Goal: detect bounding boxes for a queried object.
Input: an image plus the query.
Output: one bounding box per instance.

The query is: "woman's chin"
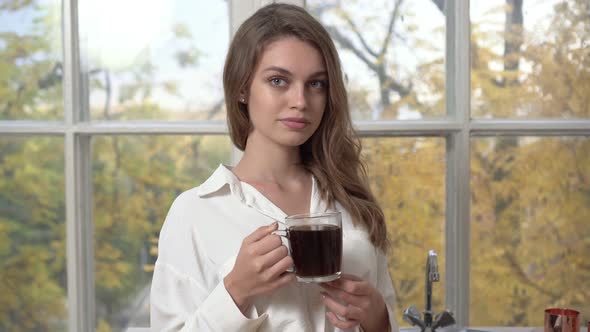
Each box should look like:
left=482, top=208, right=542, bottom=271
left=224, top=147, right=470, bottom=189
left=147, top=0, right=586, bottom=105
left=277, top=136, right=311, bottom=148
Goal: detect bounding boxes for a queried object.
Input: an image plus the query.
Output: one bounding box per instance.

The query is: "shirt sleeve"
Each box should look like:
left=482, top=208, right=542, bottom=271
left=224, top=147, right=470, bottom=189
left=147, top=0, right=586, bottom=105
left=150, top=192, right=268, bottom=331
left=376, top=249, right=400, bottom=332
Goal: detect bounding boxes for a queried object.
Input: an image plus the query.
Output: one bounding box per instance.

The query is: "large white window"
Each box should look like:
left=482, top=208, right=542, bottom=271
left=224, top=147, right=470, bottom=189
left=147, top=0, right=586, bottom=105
left=1, top=0, right=588, bottom=330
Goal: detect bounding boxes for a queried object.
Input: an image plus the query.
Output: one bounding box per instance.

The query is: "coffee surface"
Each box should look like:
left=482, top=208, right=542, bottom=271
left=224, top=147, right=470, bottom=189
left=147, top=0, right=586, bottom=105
left=289, top=224, right=342, bottom=277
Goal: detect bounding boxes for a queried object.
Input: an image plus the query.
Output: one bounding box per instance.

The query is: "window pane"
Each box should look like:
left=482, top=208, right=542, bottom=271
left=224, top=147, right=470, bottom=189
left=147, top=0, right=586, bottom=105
left=308, top=1, right=446, bottom=121
left=363, top=137, right=446, bottom=325
left=92, top=135, right=231, bottom=331
left=470, top=1, right=590, bottom=118
left=0, top=0, right=63, bottom=120
left=0, top=137, right=67, bottom=331
left=80, top=0, right=229, bottom=121
left=470, top=136, right=590, bottom=325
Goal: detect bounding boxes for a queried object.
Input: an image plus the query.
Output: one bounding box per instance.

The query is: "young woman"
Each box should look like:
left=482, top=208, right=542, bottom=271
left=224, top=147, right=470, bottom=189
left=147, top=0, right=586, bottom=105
left=150, top=4, right=399, bottom=332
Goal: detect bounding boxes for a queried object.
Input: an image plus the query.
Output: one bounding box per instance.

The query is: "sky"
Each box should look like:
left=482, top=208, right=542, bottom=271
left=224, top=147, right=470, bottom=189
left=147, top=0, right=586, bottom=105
left=78, top=0, right=230, bottom=115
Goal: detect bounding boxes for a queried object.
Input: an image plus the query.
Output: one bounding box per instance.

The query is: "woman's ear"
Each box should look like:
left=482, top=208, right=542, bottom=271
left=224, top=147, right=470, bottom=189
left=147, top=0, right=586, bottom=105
left=239, top=90, right=248, bottom=104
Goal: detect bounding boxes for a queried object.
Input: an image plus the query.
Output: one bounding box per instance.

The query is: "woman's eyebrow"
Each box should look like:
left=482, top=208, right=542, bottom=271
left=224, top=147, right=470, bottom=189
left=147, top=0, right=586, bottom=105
left=262, top=66, right=327, bottom=78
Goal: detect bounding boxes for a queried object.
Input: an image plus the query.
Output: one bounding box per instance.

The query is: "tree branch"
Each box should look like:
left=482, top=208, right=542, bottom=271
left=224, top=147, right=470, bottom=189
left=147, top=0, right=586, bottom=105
left=503, top=0, right=523, bottom=84
left=565, top=141, right=588, bottom=187
left=341, top=13, right=379, bottom=58
left=503, top=252, right=560, bottom=299
left=324, top=25, right=379, bottom=72
left=380, top=0, right=404, bottom=57
left=206, top=99, right=225, bottom=120
left=314, top=2, right=413, bottom=103
left=104, top=70, right=111, bottom=119
left=384, top=76, right=412, bottom=97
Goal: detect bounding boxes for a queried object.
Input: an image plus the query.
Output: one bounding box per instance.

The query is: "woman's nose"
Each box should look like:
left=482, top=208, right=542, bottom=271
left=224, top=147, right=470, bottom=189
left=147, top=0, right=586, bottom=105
left=289, top=83, right=307, bottom=110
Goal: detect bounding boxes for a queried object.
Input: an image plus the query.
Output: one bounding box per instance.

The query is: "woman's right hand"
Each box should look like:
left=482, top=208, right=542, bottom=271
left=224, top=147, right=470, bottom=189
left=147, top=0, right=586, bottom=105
left=223, top=222, right=296, bottom=314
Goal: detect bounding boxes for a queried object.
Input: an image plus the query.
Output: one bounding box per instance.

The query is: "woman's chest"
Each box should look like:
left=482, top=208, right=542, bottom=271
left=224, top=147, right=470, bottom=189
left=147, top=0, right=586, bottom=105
left=246, top=181, right=312, bottom=217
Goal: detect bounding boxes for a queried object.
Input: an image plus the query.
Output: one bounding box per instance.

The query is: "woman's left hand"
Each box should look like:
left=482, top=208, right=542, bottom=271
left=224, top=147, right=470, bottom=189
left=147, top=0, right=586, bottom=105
left=320, top=274, right=389, bottom=332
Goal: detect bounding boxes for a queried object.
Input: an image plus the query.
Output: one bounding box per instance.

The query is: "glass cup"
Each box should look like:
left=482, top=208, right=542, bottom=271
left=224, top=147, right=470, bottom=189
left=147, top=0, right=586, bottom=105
left=277, top=211, right=342, bottom=283
left=544, top=308, right=580, bottom=332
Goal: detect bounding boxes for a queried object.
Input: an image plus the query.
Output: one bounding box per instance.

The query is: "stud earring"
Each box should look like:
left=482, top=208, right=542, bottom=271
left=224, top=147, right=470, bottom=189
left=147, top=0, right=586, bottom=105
left=239, top=97, right=245, bottom=103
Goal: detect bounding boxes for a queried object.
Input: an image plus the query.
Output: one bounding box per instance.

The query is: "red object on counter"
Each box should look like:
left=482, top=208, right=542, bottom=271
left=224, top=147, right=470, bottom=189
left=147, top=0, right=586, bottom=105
left=544, top=308, right=580, bottom=332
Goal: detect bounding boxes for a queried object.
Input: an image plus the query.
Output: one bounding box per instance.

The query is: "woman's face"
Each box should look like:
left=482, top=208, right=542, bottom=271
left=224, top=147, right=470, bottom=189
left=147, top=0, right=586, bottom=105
left=243, top=36, right=328, bottom=148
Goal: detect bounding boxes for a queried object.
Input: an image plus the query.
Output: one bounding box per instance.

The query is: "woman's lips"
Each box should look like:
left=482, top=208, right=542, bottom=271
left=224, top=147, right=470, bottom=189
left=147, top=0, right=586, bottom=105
left=280, top=118, right=309, bottom=129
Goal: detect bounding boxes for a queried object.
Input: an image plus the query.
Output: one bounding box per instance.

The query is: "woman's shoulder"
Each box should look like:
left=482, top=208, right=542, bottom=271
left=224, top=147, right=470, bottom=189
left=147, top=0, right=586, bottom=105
left=166, top=184, right=233, bottom=220
left=169, top=164, right=237, bottom=207
left=168, top=186, right=203, bottom=211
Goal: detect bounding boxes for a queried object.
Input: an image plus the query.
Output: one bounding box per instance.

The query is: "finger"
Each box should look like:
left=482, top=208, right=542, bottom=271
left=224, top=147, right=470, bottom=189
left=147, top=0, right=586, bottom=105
left=340, top=273, right=363, bottom=281
left=266, top=271, right=296, bottom=292
left=326, top=277, right=370, bottom=296
left=320, top=283, right=366, bottom=307
left=260, top=244, right=289, bottom=269
left=265, top=255, right=294, bottom=279
left=321, top=291, right=363, bottom=321
left=250, top=233, right=283, bottom=255
left=326, top=311, right=360, bottom=330
left=244, top=222, right=278, bottom=245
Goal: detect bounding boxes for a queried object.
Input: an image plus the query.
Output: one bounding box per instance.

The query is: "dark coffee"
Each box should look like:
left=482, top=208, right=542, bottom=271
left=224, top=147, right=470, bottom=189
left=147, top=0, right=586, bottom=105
left=289, top=224, right=342, bottom=277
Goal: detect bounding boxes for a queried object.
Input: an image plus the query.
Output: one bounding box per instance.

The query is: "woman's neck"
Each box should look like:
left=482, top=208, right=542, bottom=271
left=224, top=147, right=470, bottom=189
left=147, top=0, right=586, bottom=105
left=233, top=134, right=307, bottom=184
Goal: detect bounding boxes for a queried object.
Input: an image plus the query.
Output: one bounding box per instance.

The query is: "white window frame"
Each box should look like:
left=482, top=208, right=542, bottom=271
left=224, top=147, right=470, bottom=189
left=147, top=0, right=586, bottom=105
left=0, top=0, right=589, bottom=330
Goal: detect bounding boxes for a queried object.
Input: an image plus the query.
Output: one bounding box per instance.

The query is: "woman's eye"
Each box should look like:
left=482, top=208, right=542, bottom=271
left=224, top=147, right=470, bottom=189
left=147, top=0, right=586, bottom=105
left=270, top=78, right=287, bottom=87
left=310, top=80, right=327, bottom=89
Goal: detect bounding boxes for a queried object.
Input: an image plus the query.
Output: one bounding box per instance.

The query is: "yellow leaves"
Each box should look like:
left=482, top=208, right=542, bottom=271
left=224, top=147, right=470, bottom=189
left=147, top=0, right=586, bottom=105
left=0, top=222, right=9, bottom=255
left=96, top=319, right=113, bottom=332
left=96, top=243, right=132, bottom=290
left=172, top=23, right=192, bottom=39
left=470, top=136, right=590, bottom=324
left=148, top=236, right=159, bottom=262
left=363, top=137, right=446, bottom=314
left=471, top=0, right=590, bottom=119
left=0, top=247, right=66, bottom=331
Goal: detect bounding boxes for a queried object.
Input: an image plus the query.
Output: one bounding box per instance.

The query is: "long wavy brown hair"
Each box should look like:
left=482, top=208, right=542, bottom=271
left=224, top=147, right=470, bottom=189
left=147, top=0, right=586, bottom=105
left=223, top=3, right=388, bottom=251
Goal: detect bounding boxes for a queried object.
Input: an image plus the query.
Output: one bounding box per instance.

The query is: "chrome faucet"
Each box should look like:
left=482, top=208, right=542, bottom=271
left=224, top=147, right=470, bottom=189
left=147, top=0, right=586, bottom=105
left=403, top=250, right=455, bottom=332
left=425, top=249, right=440, bottom=327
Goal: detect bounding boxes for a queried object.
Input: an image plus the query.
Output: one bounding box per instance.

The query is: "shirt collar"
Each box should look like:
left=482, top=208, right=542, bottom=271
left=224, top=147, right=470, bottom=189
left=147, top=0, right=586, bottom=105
left=196, top=163, right=329, bottom=216
left=196, top=164, right=244, bottom=199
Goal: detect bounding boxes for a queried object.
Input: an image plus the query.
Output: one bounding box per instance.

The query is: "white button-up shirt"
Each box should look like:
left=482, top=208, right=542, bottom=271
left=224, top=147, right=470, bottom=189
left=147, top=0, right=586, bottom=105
left=150, top=164, right=400, bottom=332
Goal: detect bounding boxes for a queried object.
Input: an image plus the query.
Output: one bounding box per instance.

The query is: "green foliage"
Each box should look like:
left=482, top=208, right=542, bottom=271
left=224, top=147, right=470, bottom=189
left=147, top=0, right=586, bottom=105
left=0, top=1, right=62, bottom=120
left=0, top=138, right=66, bottom=332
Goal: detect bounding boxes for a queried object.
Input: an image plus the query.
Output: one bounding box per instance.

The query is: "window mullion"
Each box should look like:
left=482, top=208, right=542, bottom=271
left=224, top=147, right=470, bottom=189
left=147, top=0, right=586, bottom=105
left=445, top=0, right=471, bottom=327
left=65, top=133, right=94, bottom=332
left=63, top=0, right=94, bottom=330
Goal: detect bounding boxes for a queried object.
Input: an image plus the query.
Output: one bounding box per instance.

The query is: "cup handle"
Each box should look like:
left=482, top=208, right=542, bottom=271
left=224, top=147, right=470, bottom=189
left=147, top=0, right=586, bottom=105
left=273, top=229, right=295, bottom=273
